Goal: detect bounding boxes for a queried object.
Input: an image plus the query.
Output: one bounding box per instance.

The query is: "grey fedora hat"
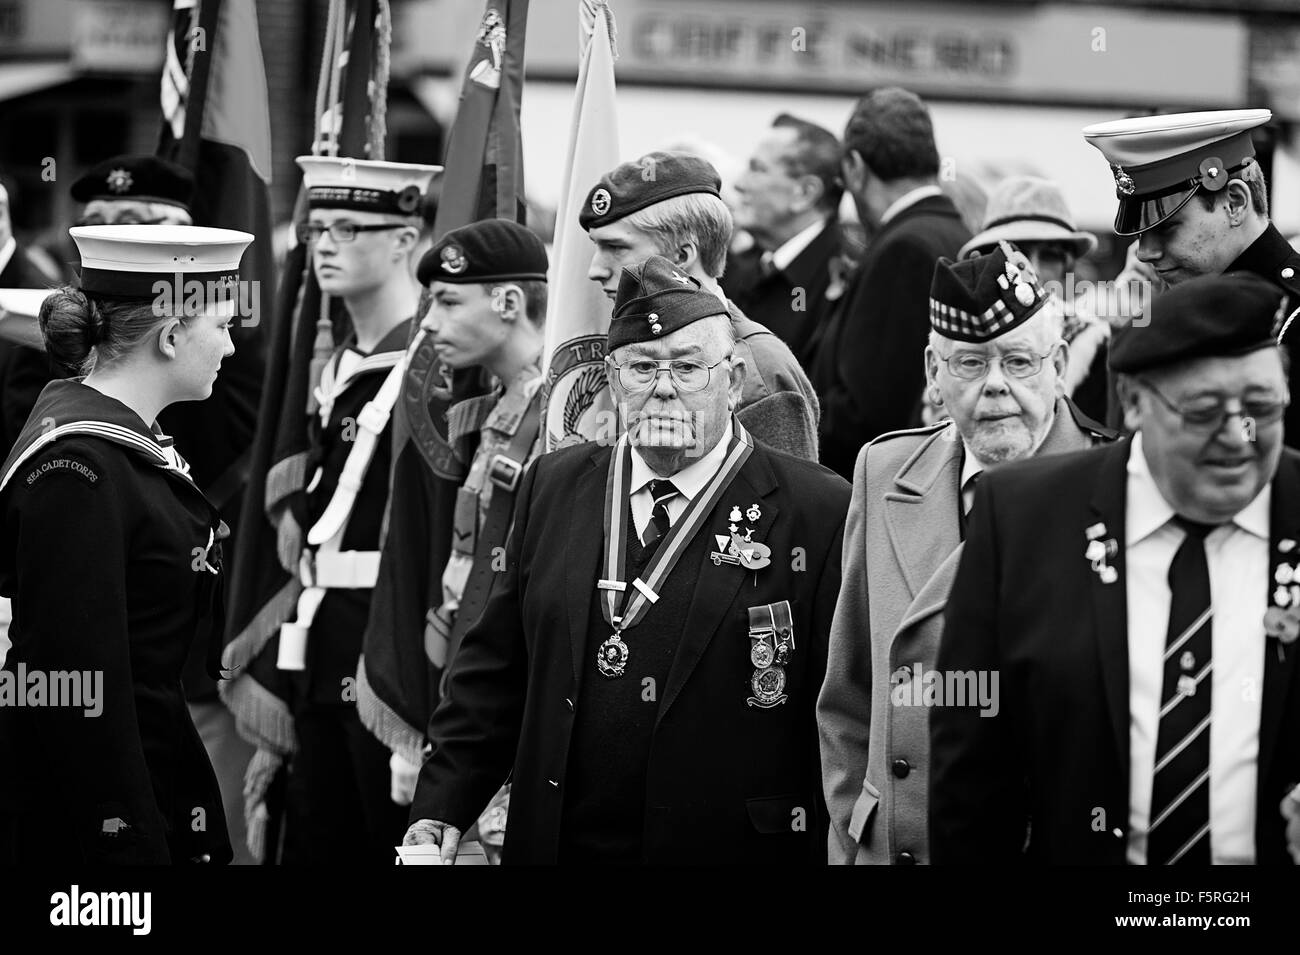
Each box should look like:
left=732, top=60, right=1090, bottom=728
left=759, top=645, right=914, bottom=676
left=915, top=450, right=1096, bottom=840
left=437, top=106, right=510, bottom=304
left=959, top=175, right=1098, bottom=261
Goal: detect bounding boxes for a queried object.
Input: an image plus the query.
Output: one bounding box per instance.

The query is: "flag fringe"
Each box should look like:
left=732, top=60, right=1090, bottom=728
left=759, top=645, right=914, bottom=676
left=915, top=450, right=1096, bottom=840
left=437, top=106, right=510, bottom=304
left=219, top=672, right=297, bottom=755
left=221, top=576, right=302, bottom=675
left=355, top=659, right=426, bottom=765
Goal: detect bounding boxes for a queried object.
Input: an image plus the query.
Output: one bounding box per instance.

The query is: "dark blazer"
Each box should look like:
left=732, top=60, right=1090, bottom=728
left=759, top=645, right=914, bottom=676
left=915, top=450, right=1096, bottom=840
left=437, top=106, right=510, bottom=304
left=931, top=439, right=1300, bottom=864
left=724, top=219, right=843, bottom=366
left=0, top=381, right=231, bottom=864
left=810, top=193, right=970, bottom=479
left=1228, top=225, right=1300, bottom=447
left=411, top=432, right=851, bottom=864
left=0, top=241, right=57, bottom=457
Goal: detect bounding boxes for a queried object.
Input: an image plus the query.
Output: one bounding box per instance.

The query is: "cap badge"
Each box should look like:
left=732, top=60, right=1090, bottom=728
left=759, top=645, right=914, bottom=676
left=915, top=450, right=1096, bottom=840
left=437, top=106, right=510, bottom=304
left=106, top=168, right=133, bottom=195
left=1111, top=163, right=1135, bottom=197
left=440, top=244, right=468, bottom=275
left=1198, top=156, right=1228, bottom=192
left=591, top=188, right=612, bottom=217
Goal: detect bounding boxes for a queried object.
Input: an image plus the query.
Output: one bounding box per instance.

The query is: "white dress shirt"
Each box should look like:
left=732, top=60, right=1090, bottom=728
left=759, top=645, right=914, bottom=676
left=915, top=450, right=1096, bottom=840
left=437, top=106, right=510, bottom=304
left=959, top=441, right=984, bottom=516
left=1124, top=433, right=1268, bottom=864
left=629, top=420, right=733, bottom=542
left=879, top=184, right=943, bottom=227
left=768, top=219, right=827, bottom=273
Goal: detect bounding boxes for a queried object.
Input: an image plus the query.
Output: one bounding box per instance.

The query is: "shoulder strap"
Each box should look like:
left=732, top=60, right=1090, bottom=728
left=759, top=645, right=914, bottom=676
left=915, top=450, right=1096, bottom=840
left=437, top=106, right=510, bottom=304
left=446, top=391, right=543, bottom=662
left=307, top=356, right=408, bottom=546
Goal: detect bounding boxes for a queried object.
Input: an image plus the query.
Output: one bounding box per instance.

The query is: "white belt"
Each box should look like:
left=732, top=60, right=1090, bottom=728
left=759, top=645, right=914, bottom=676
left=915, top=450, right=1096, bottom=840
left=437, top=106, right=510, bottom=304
left=301, top=549, right=382, bottom=589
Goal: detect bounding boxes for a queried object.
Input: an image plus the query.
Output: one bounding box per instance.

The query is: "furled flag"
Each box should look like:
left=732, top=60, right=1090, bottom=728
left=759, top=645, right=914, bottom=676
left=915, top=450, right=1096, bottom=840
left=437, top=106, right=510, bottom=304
left=358, top=0, right=530, bottom=764
left=542, top=0, right=621, bottom=450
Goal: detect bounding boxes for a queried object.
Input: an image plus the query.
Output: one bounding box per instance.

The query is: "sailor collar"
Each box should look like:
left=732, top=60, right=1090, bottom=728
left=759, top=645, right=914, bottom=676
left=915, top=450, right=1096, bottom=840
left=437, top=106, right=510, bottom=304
left=0, top=379, right=194, bottom=494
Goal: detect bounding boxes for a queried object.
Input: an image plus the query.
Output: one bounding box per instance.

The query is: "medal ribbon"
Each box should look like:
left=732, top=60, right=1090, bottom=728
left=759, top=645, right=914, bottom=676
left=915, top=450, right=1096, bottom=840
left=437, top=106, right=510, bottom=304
left=598, top=421, right=754, bottom=634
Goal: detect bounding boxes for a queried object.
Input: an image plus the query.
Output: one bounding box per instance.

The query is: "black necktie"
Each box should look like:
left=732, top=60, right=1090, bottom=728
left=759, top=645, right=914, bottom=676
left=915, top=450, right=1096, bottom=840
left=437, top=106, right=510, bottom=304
left=1148, top=516, right=1217, bottom=865
left=641, top=479, right=680, bottom=551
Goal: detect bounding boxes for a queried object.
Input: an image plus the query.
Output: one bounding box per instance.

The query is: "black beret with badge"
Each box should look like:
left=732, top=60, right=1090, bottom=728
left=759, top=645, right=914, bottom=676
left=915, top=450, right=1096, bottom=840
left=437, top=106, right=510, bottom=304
left=70, top=155, right=195, bottom=211
left=929, top=240, right=1051, bottom=343
left=1082, top=109, right=1271, bottom=237
left=1109, top=272, right=1291, bottom=374
left=579, top=151, right=722, bottom=231
left=608, top=254, right=728, bottom=351
left=416, top=218, right=548, bottom=286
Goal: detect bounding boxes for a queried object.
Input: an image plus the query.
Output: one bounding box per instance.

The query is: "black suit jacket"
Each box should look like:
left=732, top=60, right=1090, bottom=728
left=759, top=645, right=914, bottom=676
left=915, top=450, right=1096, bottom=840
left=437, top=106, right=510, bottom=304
left=809, top=194, right=971, bottom=479
left=724, top=220, right=843, bottom=367
left=931, top=439, right=1300, bottom=864
left=411, top=433, right=851, bottom=864
left=0, top=242, right=57, bottom=456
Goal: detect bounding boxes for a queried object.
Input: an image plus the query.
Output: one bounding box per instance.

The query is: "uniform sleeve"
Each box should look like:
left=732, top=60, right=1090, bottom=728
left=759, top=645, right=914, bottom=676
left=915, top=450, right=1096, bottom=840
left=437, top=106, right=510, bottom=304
left=409, top=454, right=539, bottom=831
left=929, top=475, right=1026, bottom=864
left=11, top=453, right=171, bottom=863
left=816, top=443, right=874, bottom=864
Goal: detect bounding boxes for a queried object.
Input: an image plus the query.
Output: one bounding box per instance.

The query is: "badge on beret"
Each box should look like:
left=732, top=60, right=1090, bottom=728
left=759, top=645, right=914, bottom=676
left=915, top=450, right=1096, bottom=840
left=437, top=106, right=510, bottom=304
left=440, top=244, right=468, bottom=275
left=591, top=188, right=612, bottom=217
left=106, top=168, right=133, bottom=195
left=1110, top=163, right=1135, bottom=197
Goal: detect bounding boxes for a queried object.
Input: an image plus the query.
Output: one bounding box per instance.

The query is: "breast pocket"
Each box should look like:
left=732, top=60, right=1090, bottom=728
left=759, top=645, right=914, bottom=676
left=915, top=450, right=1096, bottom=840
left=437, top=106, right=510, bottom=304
left=847, top=776, right=881, bottom=846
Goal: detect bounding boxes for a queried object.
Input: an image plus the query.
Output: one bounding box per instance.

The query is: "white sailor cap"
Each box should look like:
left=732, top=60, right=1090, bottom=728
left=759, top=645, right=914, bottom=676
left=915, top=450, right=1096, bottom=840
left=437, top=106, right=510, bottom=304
left=1082, top=109, right=1271, bottom=236
left=69, top=224, right=254, bottom=297
left=296, top=156, right=442, bottom=215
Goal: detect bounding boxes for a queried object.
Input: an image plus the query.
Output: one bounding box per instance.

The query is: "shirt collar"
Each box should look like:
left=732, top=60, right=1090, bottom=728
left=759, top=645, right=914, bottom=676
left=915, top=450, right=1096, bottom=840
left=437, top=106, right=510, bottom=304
left=959, top=439, right=984, bottom=491
left=880, top=185, right=943, bottom=226
left=630, top=418, right=734, bottom=502
left=1126, top=432, right=1271, bottom=544
left=0, top=236, right=15, bottom=274
left=770, top=219, right=826, bottom=272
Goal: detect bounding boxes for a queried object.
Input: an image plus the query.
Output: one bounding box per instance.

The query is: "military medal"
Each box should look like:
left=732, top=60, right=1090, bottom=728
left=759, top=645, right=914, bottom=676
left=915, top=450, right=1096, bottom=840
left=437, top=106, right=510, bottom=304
left=746, top=602, right=794, bottom=708
left=597, top=633, right=630, bottom=678
left=596, top=424, right=755, bottom=678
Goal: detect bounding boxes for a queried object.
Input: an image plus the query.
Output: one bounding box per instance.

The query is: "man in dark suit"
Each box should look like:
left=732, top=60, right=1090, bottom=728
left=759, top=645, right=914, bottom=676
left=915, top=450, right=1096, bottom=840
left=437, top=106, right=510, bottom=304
left=810, top=88, right=971, bottom=480
left=932, top=274, right=1300, bottom=865
left=725, top=114, right=845, bottom=366
left=405, top=255, right=851, bottom=864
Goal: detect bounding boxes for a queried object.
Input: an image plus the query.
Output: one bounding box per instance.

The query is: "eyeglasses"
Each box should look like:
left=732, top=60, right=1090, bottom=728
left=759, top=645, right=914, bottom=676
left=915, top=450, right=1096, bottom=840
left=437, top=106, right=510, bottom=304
left=610, top=355, right=732, bottom=394
left=296, top=221, right=406, bottom=244
left=938, top=347, right=1057, bottom=381
left=1139, top=378, right=1289, bottom=433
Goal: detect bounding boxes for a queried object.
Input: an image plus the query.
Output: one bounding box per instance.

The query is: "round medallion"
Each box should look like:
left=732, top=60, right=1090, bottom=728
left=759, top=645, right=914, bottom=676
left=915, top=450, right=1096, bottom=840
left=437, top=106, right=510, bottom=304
left=750, top=640, right=774, bottom=669
left=751, top=664, right=786, bottom=703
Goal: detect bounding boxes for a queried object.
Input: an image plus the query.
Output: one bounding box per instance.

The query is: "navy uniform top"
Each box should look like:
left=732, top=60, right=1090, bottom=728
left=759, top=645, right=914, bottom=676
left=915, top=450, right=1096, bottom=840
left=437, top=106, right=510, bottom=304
left=298, top=317, right=411, bottom=704
left=0, top=380, right=231, bottom=864
left=1226, top=224, right=1300, bottom=446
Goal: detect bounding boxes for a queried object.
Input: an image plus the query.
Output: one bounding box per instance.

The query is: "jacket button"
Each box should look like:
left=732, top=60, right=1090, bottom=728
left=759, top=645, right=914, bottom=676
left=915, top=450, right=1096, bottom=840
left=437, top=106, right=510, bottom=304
left=891, top=758, right=911, bottom=779
left=896, top=851, right=916, bottom=865
left=1283, top=267, right=1295, bottom=280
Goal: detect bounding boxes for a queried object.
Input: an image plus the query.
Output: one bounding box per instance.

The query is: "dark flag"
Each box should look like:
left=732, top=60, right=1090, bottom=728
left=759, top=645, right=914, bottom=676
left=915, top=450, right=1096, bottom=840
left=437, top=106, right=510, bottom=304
left=357, top=0, right=530, bottom=763
left=220, top=0, right=386, bottom=760
left=156, top=0, right=274, bottom=693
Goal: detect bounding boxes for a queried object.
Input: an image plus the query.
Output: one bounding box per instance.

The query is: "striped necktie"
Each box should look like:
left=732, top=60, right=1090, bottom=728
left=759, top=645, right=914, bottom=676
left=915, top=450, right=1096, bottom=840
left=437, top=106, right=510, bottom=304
left=641, top=479, right=680, bottom=551
left=1147, top=516, right=1217, bottom=865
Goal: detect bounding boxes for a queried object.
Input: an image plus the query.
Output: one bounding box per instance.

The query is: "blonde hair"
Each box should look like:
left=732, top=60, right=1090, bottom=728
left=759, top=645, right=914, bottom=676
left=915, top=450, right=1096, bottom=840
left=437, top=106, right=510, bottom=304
left=623, top=193, right=734, bottom=278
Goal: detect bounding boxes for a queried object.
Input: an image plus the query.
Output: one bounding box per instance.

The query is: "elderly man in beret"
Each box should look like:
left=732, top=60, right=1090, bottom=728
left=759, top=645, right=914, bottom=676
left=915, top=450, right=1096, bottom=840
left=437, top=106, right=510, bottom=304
left=581, top=150, right=821, bottom=461
left=817, top=242, right=1115, bottom=865
left=932, top=272, right=1300, bottom=865
left=404, top=255, right=850, bottom=864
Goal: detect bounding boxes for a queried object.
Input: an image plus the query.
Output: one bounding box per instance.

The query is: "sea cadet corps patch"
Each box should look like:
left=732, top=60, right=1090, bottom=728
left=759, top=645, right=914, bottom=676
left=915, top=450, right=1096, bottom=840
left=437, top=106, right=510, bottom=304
left=25, top=455, right=100, bottom=488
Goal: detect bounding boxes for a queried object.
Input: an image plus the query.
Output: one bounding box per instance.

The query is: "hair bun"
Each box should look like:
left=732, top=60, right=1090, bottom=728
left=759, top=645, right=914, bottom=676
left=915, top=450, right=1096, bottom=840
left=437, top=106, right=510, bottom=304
left=38, top=286, right=100, bottom=373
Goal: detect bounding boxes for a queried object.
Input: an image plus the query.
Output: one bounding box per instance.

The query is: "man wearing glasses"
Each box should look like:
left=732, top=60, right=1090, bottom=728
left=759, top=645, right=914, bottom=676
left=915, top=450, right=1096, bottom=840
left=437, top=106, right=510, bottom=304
left=932, top=273, right=1300, bottom=865
left=405, top=255, right=851, bottom=864
left=232, top=156, right=439, bottom=864
left=818, top=241, right=1115, bottom=865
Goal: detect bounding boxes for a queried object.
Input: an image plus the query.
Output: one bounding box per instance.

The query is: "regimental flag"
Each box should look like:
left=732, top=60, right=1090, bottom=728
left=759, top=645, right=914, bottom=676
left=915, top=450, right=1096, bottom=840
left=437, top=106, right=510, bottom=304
left=156, top=0, right=275, bottom=694
left=542, top=0, right=620, bottom=451
left=220, top=0, right=386, bottom=759
left=358, top=0, right=530, bottom=763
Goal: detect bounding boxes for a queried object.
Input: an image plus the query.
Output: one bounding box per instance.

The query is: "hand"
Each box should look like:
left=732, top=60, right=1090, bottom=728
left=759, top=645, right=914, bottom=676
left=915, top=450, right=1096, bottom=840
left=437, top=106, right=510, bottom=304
left=1281, top=784, right=1300, bottom=864
left=243, top=748, right=284, bottom=863
left=389, top=750, right=421, bottom=806
left=403, top=819, right=461, bottom=864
